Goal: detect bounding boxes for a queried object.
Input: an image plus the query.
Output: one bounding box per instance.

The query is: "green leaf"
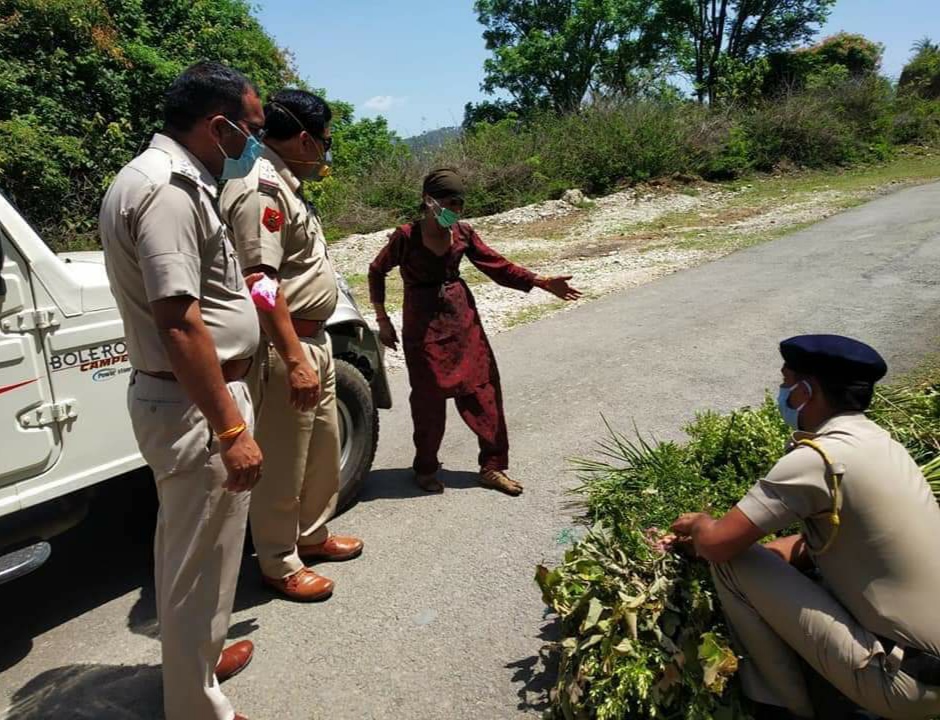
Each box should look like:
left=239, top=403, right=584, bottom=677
left=612, top=638, right=633, bottom=654
left=699, top=632, right=739, bottom=694
left=579, top=633, right=604, bottom=651
left=581, top=597, right=604, bottom=633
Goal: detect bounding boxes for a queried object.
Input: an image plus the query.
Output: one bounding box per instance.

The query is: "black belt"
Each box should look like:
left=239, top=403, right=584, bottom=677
left=290, top=317, right=326, bottom=338
left=878, top=637, right=940, bottom=685
left=138, top=357, right=253, bottom=384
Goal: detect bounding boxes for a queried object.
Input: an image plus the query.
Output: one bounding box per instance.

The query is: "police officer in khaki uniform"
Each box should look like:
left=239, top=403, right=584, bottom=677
left=100, top=62, right=266, bottom=720
left=220, top=89, right=363, bottom=602
left=666, top=335, right=940, bottom=720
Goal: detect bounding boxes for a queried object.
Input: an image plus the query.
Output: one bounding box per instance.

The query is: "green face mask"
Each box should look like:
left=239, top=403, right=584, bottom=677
left=429, top=198, right=460, bottom=228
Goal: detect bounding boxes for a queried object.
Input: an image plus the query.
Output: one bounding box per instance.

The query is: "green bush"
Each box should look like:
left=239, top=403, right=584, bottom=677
left=900, top=42, right=940, bottom=100
left=0, top=0, right=297, bottom=250
left=538, top=376, right=940, bottom=719
left=743, top=77, right=896, bottom=170
left=316, top=75, right=939, bottom=241
left=891, top=95, right=940, bottom=144
left=763, top=33, right=884, bottom=99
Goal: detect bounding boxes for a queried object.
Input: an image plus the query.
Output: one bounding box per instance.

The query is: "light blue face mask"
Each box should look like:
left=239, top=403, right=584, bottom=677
left=777, top=381, right=812, bottom=430
left=218, top=118, right=264, bottom=180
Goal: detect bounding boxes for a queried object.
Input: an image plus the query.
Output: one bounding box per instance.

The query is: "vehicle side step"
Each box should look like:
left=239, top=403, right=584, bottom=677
left=0, top=541, right=51, bottom=585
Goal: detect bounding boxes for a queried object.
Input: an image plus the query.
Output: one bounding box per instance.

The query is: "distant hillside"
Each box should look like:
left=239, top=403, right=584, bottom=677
left=404, top=126, right=461, bottom=153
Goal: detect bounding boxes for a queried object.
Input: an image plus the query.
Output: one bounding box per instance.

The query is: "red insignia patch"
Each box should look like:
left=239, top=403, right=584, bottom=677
left=262, top=207, right=283, bottom=233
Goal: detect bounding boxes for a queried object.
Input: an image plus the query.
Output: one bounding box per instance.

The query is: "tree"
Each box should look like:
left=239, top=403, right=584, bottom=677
left=808, top=32, right=883, bottom=77
left=474, top=0, right=679, bottom=114
left=762, top=32, right=884, bottom=98
left=911, top=37, right=939, bottom=56
left=672, top=0, right=836, bottom=104
left=0, top=0, right=297, bottom=249
left=462, top=99, right=522, bottom=129
left=900, top=37, right=940, bottom=100
left=0, top=0, right=402, bottom=250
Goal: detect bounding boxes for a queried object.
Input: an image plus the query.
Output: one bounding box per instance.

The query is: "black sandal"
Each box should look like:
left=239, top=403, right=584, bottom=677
left=415, top=468, right=444, bottom=493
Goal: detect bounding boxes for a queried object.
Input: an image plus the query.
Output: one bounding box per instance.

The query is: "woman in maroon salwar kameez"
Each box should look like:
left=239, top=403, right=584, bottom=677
left=368, top=168, right=581, bottom=495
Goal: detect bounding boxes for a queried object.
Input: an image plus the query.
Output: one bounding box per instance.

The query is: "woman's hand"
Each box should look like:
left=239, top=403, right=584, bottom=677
left=377, top=317, right=399, bottom=351
left=243, top=272, right=267, bottom=290
left=536, top=275, right=583, bottom=301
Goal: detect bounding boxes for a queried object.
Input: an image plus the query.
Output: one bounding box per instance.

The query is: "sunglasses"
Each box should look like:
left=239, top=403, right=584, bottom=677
left=218, top=115, right=267, bottom=141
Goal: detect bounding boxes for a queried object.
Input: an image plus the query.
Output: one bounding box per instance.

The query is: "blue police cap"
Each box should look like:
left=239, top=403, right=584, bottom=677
left=780, top=335, right=887, bottom=384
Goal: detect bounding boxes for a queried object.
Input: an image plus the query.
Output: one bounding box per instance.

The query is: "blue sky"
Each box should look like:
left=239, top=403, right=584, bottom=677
left=254, top=0, right=940, bottom=138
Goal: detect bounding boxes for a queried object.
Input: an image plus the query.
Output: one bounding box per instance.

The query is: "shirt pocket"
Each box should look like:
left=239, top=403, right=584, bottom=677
left=218, top=226, right=245, bottom=292
left=301, top=213, right=329, bottom=260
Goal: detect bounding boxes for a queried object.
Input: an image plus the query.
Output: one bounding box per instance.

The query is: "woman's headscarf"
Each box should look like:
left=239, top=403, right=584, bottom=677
left=422, top=167, right=466, bottom=199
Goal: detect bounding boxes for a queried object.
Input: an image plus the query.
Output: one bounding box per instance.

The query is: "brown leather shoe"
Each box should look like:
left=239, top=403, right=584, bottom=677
left=299, top=535, right=364, bottom=563
left=263, top=567, right=334, bottom=602
left=215, top=639, right=253, bottom=683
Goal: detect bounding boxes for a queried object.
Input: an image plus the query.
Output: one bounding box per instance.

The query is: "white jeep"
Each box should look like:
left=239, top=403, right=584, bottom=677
left=0, top=190, right=390, bottom=584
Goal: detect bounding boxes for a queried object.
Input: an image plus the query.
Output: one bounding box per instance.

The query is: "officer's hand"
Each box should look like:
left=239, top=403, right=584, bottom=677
left=221, top=431, right=263, bottom=493
left=377, top=318, right=398, bottom=351
left=644, top=528, right=696, bottom=557
left=288, top=358, right=320, bottom=411
left=670, top=512, right=708, bottom=538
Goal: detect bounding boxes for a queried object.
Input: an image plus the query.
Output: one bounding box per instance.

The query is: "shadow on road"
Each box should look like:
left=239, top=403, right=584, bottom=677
left=0, top=471, right=157, bottom=673
left=359, top=468, right=482, bottom=501
left=507, top=617, right=560, bottom=714
left=1, top=470, right=264, bottom=677
left=4, top=663, right=162, bottom=719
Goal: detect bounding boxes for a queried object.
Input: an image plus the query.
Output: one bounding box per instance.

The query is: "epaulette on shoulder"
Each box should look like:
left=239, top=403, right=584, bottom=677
left=257, top=159, right=280, bottom=197
left=170, top=156, right=201, bottom=187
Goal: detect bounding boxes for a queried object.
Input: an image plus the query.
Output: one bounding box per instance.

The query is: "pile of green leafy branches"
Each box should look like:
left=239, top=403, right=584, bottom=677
left=538, top=376, right=940, bottom=720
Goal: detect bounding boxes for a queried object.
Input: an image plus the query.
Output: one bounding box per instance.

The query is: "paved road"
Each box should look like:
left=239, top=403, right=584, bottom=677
left=2, top=182, right=939, bottom=720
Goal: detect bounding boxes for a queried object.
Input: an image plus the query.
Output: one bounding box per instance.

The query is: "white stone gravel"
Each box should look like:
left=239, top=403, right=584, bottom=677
left=329, top=181, right=878, bottom=372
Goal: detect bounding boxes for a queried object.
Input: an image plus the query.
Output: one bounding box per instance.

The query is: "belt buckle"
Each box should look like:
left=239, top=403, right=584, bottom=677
left=885, top=643, right=905, bottom=676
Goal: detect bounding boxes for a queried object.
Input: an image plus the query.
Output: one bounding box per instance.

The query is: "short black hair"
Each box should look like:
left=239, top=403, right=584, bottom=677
left=264, top=89, right=332, bottom=140
left=816, top=376, right=876, bottom=413
left=164, top=61, right=256, bottom=133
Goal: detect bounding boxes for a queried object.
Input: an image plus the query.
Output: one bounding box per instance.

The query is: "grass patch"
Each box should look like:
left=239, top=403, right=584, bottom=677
left=616, top=151, right=940, bottom=256
left=505, top=300, right=568, bottom=329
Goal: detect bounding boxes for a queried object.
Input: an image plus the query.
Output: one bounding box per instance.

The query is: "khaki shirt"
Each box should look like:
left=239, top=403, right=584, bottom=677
left=99, top=134, right=259, bottom=373
left=737, top=412, right=940, bottom=656
left=219, top=146, right=338, bottom=322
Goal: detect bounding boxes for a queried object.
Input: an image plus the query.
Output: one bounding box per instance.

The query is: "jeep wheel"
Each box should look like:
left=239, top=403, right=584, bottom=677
left=335, top=358, right=378, bottom=511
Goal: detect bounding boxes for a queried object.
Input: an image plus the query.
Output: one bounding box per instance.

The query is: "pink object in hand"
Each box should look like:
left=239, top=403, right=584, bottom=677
left=250, top=275, right=278, bottom=312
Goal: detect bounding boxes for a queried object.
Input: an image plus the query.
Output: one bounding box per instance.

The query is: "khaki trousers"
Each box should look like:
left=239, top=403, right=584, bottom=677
left=250, top=332, right=339, bottom=579
left=712, top=545, right=940, bottom=719
left=128, top=372, right=252, bottom=720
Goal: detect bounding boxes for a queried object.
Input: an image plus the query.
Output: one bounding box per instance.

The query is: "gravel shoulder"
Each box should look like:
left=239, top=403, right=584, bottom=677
left=331, top=151, right=940, bottom=370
